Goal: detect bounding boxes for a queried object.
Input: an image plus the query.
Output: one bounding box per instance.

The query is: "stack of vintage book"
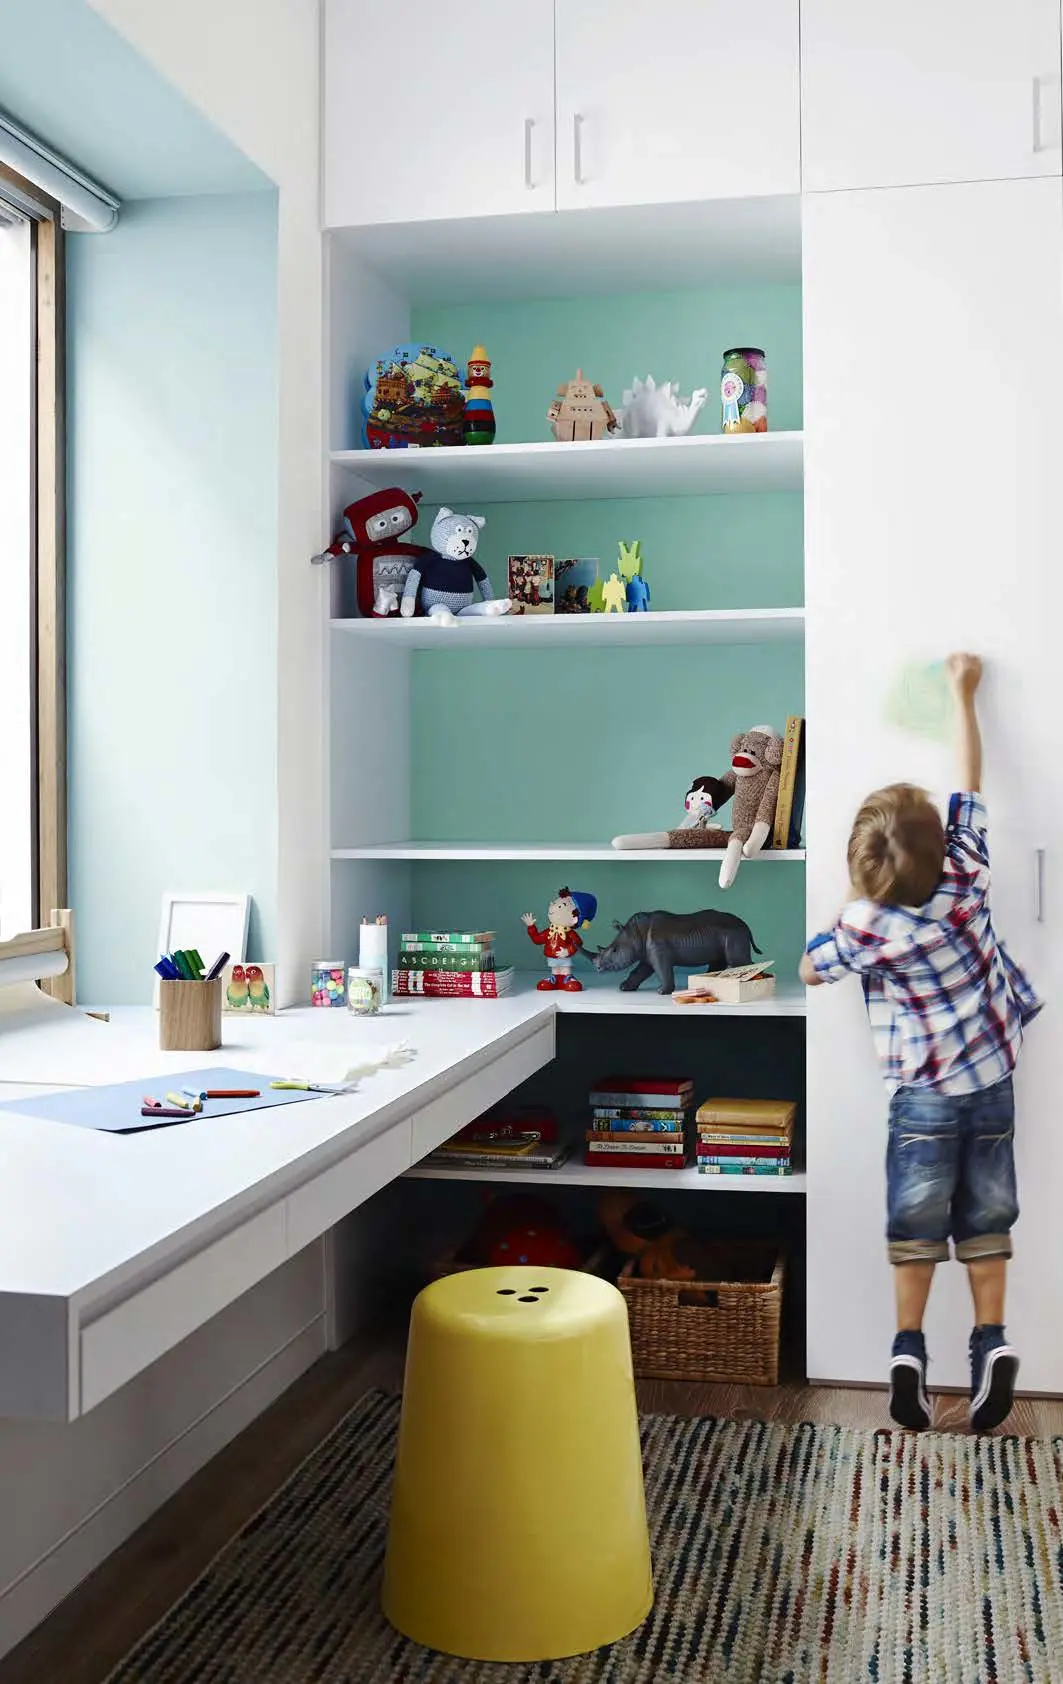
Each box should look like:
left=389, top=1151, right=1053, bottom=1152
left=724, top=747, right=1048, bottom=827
left=425, top=1107, right=570, bottom=1172
left=695, top=1097, right=796, bottom=1177
left=772, top=714, right=806, bottom=850
left=585, top=1075, right=694, bottom=1170
left=392, top=930, right=514, bottom=998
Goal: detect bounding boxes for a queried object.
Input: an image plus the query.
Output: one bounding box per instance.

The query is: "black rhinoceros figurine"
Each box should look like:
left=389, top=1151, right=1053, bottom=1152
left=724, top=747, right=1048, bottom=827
left=587, top=907, right=761, bottom=995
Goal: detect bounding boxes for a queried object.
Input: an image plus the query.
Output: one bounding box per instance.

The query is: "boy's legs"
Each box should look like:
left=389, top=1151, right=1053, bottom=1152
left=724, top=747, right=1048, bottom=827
left=955, top=1077, right=1019, bottom=1430
left=886, top=1088, right=957, bottom=1429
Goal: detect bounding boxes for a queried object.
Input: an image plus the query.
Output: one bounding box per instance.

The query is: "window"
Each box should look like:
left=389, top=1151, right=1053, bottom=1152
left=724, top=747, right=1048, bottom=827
left=0, top=170, right=64, bottom=940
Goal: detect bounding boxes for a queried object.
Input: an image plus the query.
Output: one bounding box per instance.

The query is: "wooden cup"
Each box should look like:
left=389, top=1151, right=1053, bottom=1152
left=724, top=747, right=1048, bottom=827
left=159, top=978, right=222, bottom=1051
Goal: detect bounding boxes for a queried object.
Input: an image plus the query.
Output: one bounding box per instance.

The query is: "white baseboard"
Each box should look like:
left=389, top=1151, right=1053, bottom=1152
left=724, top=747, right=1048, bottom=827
left=0, top=1314, right=326, bottom=1661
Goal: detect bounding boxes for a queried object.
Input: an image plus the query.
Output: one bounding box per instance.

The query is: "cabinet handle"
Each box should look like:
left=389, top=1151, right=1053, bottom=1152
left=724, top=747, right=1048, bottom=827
left=1032, top=75, right=1061, bottom=152
left=1035, top=848, right=1046, bottom=922
left=573, top=112, right=585, bottom=186
left=523, top=117, right=535, bottom=190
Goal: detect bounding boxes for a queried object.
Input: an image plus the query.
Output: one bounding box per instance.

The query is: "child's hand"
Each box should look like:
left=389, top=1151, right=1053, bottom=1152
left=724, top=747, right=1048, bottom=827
left=946, top=652, right=983, bottom=697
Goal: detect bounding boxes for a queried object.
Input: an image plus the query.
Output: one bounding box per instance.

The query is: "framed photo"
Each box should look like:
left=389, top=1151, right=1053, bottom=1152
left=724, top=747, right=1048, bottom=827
left=155, top=892, right=250, bottom=1008
left=507, top=554, right=555, bottom=615
left=221, top=961, right=276, bottom=1015
left=556, top=557, right=599, bottom=614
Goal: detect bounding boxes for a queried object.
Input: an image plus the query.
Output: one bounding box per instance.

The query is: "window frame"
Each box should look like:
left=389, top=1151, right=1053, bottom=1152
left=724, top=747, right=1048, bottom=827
left=0, top=161, right=66, bottom=943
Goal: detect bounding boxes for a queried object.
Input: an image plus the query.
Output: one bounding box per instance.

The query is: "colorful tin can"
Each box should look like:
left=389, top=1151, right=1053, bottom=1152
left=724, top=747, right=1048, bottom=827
left=348, top=965, right=383, bottom=1015
left=720, top=347, right=768, bottom=433
left=311, top=961, right=347, bottom=1007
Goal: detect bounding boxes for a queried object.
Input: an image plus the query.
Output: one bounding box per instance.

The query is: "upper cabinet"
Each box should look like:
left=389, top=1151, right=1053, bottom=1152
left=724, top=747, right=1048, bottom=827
left=323, top=0, right=800, bottom=230
left=323, top=0, right=556, bottom=228
left=554, top=0, right=799, bottom=211
left=801, top=0, right=1063, bottom=192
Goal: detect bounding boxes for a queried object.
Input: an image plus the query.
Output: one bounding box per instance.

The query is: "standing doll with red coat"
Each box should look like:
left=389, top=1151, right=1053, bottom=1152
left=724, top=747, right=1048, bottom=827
left=522, top=888, right=598, bottom=991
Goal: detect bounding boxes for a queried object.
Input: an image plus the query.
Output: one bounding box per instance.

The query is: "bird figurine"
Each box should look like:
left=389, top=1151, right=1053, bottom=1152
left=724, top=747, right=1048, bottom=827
left=226, top=963, right=249, bottom=1011
left=246, top=964, right=270, bottom=1012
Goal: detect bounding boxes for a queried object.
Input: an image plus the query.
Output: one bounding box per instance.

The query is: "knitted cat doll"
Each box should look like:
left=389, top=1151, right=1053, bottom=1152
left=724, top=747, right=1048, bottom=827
left=400, top=508, right=511, bottom=625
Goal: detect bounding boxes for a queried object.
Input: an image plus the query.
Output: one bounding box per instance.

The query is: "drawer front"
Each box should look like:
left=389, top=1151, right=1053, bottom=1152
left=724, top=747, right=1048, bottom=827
left=409, top=1023, right=555, bottom=1162
left=286, top=1120, right=412, bottom=1254
left=79, top=1206, right=287, bottom=1413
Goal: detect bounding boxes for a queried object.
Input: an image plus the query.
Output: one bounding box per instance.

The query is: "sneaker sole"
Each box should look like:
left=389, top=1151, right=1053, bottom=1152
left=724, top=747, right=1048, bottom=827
left=970, top=1348, right=1019, bottom=1433
left=889, top=1355, right=931, bottom=1431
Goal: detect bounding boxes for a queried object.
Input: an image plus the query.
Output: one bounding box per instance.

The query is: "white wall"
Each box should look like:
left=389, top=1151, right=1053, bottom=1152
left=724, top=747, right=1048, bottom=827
left=88, top=0, right=328, bottom=1006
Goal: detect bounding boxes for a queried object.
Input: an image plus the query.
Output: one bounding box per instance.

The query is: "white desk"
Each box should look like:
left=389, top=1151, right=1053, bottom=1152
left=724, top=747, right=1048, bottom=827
left=0, top=999, right=555, bottom=1420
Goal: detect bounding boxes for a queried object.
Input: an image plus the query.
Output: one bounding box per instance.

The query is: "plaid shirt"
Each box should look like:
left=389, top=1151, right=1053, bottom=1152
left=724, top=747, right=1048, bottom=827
left=806, top=793, right=1042, bottom=1094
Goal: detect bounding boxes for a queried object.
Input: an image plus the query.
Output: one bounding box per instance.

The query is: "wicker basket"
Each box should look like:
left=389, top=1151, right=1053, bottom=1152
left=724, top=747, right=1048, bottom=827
left=618, top=1248, right=785, bottom=1386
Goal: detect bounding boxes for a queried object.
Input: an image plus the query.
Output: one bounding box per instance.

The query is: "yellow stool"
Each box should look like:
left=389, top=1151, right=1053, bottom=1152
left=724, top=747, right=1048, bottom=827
left=382, top=1265, right=653, bottom=1662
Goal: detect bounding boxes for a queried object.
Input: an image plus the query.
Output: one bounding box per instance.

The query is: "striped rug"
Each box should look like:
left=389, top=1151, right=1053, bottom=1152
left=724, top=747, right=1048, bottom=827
left=106, top=1391, right=1063, bottom=1683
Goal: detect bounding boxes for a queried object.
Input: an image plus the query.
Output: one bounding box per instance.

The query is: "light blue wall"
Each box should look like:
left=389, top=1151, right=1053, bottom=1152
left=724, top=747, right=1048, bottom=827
left=67, top=193, right=279, bottom=1002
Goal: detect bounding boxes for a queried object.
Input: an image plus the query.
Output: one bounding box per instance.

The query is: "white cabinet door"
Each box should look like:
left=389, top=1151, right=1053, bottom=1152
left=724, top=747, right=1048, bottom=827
left=803, top=178, right=1063, bottom=1391
left=323, top=0, right=556, bottom=228
left=802, top=0, right=1062, bottom=192
left=555, top=0, right=799, bottom=211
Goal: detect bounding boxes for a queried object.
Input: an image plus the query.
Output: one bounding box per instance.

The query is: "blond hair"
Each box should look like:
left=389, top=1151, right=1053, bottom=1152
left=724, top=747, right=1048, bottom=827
left=847, top=783, right=945, bottom=907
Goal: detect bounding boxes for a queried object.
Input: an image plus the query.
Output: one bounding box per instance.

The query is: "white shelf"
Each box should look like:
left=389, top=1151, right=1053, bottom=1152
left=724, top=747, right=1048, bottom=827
left=332, top=606, right=804, bottom=650
left=332, top=841, right=806, bottom=863
left=408, top=1158, right=806, bottom=1193
left=382, top=977, right=806, bottom=1017
left=330, top=431, right=803, bottom=504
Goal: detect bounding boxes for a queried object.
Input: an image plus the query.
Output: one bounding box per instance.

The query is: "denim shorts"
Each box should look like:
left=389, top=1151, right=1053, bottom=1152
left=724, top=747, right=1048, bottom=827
left=885, top=1075, right=1018, bottom=1264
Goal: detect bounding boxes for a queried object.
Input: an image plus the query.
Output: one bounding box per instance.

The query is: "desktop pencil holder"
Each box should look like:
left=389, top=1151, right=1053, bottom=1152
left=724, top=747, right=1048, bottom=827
left=159, top=978, right=222, bottom=1052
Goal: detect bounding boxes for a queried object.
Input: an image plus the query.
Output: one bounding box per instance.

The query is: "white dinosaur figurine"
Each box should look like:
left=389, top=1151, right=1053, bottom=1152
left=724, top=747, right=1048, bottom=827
left=617, top=375, right=709, bottom=439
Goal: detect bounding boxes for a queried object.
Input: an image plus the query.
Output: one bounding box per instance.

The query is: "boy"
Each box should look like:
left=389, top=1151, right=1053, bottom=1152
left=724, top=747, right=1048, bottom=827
left=800, top=654, right=1041, bottom=1431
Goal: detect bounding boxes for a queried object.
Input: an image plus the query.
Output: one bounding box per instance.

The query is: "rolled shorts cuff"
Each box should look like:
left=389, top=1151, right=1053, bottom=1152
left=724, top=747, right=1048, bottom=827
left=888, top=1238, right=950, bottom=1265
left=955, top=1232, right=1013, bottom=1262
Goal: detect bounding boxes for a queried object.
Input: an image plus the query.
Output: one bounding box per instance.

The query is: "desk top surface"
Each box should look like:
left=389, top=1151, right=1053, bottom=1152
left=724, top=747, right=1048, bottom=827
left=0, top=995, right=554, bottom=1305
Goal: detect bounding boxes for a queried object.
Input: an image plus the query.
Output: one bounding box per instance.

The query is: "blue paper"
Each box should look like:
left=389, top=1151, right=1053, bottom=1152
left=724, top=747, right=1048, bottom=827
left=0, top=1068, right=327, bottom=1134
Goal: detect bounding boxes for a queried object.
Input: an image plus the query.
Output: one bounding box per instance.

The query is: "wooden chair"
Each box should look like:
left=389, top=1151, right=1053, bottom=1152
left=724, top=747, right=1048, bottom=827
left=0, top=909, right=76, bottom=1006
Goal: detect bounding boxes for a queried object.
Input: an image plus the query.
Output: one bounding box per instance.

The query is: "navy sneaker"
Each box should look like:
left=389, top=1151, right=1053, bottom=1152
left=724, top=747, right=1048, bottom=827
left=970, top=1325, right=1019, bottom=1432
left=889, top=1330, right=931, bottom=1430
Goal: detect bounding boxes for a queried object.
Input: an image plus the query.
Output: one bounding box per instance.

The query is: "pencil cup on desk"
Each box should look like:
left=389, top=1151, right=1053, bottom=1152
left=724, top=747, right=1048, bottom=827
left=159, top=978, right=222, bottom=1051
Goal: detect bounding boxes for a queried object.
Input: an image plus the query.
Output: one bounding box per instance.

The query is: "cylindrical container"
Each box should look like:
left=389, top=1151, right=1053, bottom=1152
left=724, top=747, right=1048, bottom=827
left=159, top=979, right=222, bottom=1052
left=358, top=921, right=390, bottom=1004
left=311, top=960, right=347, bottom=1007
left=348, top=965, right=383, bottom=1015
left=720, top=347, right=767, bottom=434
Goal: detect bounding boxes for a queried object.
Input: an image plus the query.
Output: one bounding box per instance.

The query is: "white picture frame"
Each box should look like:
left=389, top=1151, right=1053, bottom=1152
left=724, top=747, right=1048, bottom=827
left=155, top=892, right=251, bottom=1008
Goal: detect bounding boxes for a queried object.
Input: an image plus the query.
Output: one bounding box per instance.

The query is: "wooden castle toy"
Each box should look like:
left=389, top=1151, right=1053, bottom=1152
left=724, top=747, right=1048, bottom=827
left=547, top=369, right=618, bottom=442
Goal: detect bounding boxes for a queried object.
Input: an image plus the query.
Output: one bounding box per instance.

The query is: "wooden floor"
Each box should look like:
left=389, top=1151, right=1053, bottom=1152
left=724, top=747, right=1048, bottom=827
left=2, top=1344, right=1061, bottom=1684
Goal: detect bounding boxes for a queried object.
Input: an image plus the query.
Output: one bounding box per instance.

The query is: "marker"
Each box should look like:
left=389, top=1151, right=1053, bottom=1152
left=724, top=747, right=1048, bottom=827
left=205, top=1087, right=260, bottom=1099
left=155, top=958, right=180, bottom=981
left=141, top=1106, right=192, bottom=1119
left=172, top=952, right=195, bottom=981
left=204, top=951, right=230, bottom=982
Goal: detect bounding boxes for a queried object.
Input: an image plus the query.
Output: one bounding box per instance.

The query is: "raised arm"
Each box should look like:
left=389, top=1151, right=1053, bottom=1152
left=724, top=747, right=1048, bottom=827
left=946, top=652, right=983, bottom=793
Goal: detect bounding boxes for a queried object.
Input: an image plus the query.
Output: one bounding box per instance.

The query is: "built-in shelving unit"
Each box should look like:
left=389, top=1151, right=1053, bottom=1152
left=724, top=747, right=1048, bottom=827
left=332, top=430, right=803, bottom=503
left=408, top=1159, right=807, bottom=1194
left=332, top=606, right=804, bottom=650
left=333, top=841, right=806, bottom=863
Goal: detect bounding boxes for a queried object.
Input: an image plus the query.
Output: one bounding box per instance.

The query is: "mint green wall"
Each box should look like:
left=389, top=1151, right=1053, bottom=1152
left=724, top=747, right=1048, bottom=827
left=68, top=193, right=279, bottom=1002
left=406, top=282, right=805, bottom=973
left=412, top=282, right=802, bottom=442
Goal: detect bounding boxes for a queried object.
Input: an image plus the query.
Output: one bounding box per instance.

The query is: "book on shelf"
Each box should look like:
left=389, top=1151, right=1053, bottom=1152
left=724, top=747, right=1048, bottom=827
left=429, top=1142, right=571, bottom=1171
left=697, top=1152, right=792, bottom=1168
left=392, top=968, right=514, bottom=997
left=587, top=1137, right=687, bottom=1156
left=695, top=1098, right=797, bottom=1134
left=695, top=1139, right=793, bottom=1159
left=698, top=1163, right=793, bottom=1177
left=693, top=1126, right=793, bottom=1146
left=396, top=951, right=497, bottom=972
left=788, top=721, right=806, bottom=849
left=401, top=938, right=495, bottom=955
left=401, top=930, right=496, bottom=946
left=589, top=1078, right=694, bottom=1109
left=583, top=1150, right=690, bottom=1171
left=590, top=1107, right=689, bottom=1126
left=590, top=1121, right=686, bottom=1137
left=772, top=715, right=805, bottom=850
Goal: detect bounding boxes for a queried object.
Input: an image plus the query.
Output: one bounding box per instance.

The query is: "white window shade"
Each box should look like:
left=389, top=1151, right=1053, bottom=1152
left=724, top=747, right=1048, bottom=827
left=0, top=110, right=119, bottom=232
